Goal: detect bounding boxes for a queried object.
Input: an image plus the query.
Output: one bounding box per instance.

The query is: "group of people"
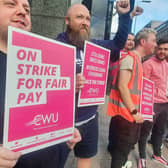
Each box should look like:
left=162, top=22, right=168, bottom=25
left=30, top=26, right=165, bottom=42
left=107, top=17, right=168, bottom=168
left=107, top=28, right=168, bottom=168
left=0, top=0, right=167, bottom=168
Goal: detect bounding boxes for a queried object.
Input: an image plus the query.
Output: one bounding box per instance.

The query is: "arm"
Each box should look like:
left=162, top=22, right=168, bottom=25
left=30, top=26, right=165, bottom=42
left=0, top=146, right=21, bottom=168
left=118, top=69, right=144, bottom=123
left=130, top=6, right=144, bottom=19
left=76, top=74, right=85, bottom=93
left=110, top=0, right=143, bottom=60
left=118, top=69, right=135, bottom=111
left=94, top=0, right=135, bottom=62
left=66, top=128, right=81, bottom=150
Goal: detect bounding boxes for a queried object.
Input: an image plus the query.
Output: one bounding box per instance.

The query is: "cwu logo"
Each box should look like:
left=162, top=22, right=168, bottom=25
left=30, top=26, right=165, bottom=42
left=27, top=112, right=59, bottom=126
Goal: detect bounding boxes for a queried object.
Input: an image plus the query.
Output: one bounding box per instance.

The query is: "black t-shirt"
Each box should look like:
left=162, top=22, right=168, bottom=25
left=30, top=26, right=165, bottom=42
left=0, top=50, right=7, bottom=143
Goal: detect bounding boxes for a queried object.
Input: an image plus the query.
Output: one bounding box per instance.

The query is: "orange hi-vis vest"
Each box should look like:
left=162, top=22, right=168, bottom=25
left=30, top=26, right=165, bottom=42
left=107, top=51, right=143, bottom=122
left=110, top=50, right=128, bottom=86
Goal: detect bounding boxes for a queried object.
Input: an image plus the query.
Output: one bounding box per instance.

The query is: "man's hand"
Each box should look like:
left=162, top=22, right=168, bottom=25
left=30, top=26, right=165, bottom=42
left=130, top=6, right=144, bottom=18
left=132, top=112, right=144, bottom=123
left=76, top=74, right=85, bottom=93
left=66, top=128, right=81, bottom=150
left=116, top=0, right=130, bottom=15
left=0, top=146, right=21, bottom=168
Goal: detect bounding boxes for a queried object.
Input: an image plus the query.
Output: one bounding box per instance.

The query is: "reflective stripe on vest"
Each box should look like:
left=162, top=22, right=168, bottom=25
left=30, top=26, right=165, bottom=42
left=110, top=51, right=128, bottom=85
left=110, top=62, right=119, bottom=85
left=107, top=51, right=143, bottom=122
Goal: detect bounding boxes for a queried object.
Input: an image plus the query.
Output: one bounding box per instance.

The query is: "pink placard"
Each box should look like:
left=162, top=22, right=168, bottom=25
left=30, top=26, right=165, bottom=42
left=140, top=77, right=154, bottom=121
left=3, top=27, right=75, bottom=154
left=78, top=41, right=110, bottom=107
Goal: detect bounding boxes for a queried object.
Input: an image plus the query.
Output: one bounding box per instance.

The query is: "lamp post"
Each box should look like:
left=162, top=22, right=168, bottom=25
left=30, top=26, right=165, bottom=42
left=104, top=0, right=115, bottom=40
left=133, top=0, right=152, bottom=33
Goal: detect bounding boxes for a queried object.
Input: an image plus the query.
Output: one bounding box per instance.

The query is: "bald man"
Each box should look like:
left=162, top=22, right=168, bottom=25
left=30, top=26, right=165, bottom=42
left=0, top=0, right=81, bottom=168
left=56, top=1, right=134, bottom=168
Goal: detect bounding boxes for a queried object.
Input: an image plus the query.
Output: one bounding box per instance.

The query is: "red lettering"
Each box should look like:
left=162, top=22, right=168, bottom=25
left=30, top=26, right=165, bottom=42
left=62, top=79, right=67, bottom=88
left=17, top=92, right=43, bottom=104
left=25, top=79, right=34, bottom=89
left=17, top=49, right=26, bottom=60
left=32, top=65, right=39, bottom=75
left=36, top=92, right=42, bottom=102
left=25, top=64, right=32, bottom=75
left=44, top=66, right=51, bottom=76
left=17, top=64, right=24, bottom=74
left=17, top=78, right=25, bottom=89
left=26, top=92, right=34, bottom=103
left=35, top=79, right=42, bottom=88
left=46, top=79, right=51, bottom=88
left=40, top=66, right=44, bottom=75
left=51, top=79, right=58, bottom=88
left=51, top=67, right=57, bottom=76
left=17, top=93, right=25, bottom=104
left=27, top=51, right=37, bottom=62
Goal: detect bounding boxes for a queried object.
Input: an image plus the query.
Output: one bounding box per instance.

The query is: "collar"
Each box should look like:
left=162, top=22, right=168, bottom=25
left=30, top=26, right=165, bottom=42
left=132, top=50, right=142, bottom=61
left=152, top=55, right=166, bottom=63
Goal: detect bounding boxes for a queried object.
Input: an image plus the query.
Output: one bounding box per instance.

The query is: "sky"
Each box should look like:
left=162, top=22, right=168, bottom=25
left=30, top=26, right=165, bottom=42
left=133, top=0, right=168, bottom=33
left=71, top=0, right=168, bottom=37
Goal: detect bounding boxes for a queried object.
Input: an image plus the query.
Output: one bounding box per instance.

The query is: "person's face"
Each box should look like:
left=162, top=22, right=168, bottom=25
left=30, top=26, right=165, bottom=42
left=66, top=5, right=90, bottom=38
left=0, top=0, right=31, bottom=38
left=156, top=43, right=168, bottom=61
left=124, top=34, right=135, bottom=51
left=144, top=33, right=157, bottom=56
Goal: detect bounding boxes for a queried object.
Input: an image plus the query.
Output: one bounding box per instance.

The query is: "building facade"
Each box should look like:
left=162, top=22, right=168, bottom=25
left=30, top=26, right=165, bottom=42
left=155, top=20, right=168, bottom=40
left=29, top=0, right=71, bottom=39
left=143, top=21, right=163, bottom=29
left=143, top=20, right=168, bottom=40
left=29, top=0, right=114, bottom=40
left=29, top=0, right=128, bottom=40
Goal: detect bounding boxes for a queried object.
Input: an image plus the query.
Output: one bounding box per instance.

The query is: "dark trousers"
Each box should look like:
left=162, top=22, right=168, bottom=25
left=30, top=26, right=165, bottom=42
left=138, top=120, right=153, bottom=158
left=108, top=117, right=117, bottom=152
left=138, top=103, right=168, bottom=158
left=109, top=116, right=141, bottom=168
left=15, top=143, right=70, bottom=168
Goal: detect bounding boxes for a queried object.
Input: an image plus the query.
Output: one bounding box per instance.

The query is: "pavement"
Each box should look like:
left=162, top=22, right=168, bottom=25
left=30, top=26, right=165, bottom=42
left=65, top=96, right=168, bottom=168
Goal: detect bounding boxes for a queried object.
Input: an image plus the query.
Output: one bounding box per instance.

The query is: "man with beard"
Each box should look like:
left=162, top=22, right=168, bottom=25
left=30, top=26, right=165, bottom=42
left=0, top=0, right=81, bottom=167
left=138, top=38, right=168, bottom=168
left=56, top=1, right=134, bottom=168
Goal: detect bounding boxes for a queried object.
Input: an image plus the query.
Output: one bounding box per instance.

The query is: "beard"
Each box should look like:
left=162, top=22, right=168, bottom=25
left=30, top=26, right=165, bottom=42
left=66, top=25, right=90, bottom=49
left=156, top=54, right=165, bottom=61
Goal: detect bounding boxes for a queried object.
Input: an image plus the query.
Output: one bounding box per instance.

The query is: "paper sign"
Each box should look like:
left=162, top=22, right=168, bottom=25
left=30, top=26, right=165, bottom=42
left=140, top=77, right=154, bottom=121
left=78, top=41, right=110, bottom=107
left=3, top=27, right=75, bottom=154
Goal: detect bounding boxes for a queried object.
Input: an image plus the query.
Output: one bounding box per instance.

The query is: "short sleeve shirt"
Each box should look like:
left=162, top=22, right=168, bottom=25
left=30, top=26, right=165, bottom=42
left=120, top=51, right=141, bottom=71
left=120, top=55, right=134, bottom=70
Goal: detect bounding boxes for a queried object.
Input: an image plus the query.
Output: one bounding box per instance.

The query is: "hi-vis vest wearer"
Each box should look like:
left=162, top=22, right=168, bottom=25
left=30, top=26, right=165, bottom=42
left=107, top=51, right=143, bottom=122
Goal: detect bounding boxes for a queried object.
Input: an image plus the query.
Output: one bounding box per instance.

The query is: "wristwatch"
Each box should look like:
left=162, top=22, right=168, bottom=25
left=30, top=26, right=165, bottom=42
left=130, top=109, right=138, bottom=115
